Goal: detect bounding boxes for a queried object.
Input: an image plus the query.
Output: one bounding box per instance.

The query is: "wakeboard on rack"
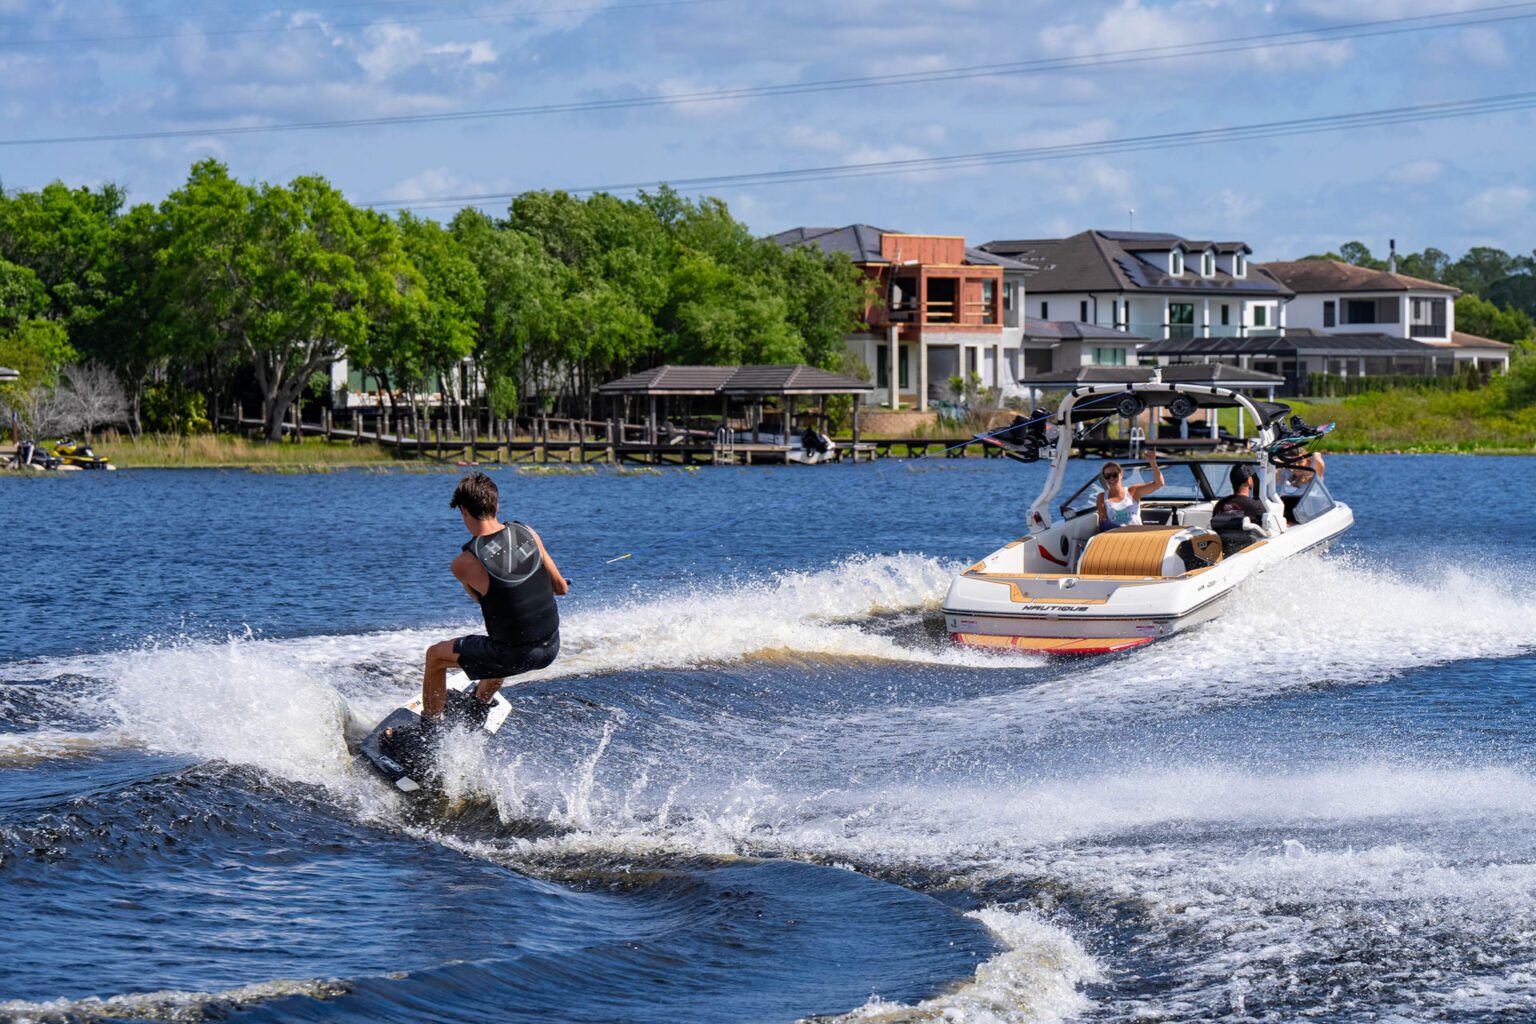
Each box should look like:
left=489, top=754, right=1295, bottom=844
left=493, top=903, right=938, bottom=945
left=355, top=672, right=513, bottom=792
left=1259, top=416, right=1336, bottom=456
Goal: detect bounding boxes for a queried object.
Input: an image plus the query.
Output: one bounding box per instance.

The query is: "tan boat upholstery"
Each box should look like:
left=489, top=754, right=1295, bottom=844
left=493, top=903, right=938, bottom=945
left=1079, top=525, right=1222, bottom=577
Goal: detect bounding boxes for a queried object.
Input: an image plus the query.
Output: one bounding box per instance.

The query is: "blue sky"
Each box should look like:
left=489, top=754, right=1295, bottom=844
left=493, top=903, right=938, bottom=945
left=1, top=0, right=1533, bottom=262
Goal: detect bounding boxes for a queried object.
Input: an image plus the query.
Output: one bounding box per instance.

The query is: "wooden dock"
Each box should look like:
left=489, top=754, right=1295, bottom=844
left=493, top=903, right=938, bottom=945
left=214, top=411, right=1231, bottom=466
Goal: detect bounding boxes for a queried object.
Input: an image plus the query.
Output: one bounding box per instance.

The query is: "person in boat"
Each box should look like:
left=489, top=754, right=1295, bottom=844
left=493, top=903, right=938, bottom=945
left=1095, top=451, right=1164, bottom=531
left=1276, top=447, right=1326, bottom=523
left=1214, top=463, right=1268, bottom=524
left=420, top=472, right=569, bottom=730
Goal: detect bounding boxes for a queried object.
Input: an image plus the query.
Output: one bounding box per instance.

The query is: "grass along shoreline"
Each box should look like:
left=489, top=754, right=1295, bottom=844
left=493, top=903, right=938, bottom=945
left=94, top=433, right=409, bottom=469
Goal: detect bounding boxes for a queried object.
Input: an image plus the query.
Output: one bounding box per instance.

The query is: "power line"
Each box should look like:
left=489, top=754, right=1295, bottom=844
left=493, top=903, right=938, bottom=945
left=2, top=2, right=1534, bottom=145
left=0, top=0, right=733, bottom=47
left=365, top=91, right=1536, bottom=209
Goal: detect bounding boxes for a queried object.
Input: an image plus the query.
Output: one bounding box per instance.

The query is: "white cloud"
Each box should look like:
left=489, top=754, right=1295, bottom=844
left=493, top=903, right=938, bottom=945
left=427, top=40, right=497, bottom=66
left=785, top=124, right=845, bottom=152
left=655, top=78, right=747, bottom=117
left=1038, top=0, right=1352, bottom=73
left=1202, top=187, right=1263, bottom=227
left=1462, top=184, right=1534, bottom=226
left=1388, top=159, right=1443, bottom=185
left=383, top=167, right=485, bottom=203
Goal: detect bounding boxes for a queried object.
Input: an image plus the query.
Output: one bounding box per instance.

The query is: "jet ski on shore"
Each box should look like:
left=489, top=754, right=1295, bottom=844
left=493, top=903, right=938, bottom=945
left=51, top=438, right=115, bottom=470
left=944, top=375, right=1351, bottom=654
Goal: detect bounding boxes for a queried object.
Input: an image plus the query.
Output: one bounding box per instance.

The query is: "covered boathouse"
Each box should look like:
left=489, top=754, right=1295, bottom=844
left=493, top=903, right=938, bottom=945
left=596, top=364, right=875, bottom=464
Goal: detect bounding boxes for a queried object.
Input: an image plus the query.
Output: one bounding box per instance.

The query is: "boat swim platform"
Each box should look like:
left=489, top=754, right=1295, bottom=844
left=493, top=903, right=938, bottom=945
left=951, top=633, right=1153, bottom=655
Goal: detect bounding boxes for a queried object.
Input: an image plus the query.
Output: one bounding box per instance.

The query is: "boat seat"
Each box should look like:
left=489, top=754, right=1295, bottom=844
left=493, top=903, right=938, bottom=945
left=1079, top=525, right=1220, bottom=577
left=1210, top=513, right=1268, bottom=557
left=1179, top=504, right=1215, bottom=529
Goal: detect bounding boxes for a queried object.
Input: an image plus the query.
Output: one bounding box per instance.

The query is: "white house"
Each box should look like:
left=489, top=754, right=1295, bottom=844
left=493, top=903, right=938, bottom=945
left=981, top=230, right=1294, bottom=344
left=1259, top=259, right=1512, bottom=373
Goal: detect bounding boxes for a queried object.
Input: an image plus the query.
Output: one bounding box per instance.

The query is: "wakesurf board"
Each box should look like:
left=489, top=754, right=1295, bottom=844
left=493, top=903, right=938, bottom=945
left=355, top=671, right=513, bottom=792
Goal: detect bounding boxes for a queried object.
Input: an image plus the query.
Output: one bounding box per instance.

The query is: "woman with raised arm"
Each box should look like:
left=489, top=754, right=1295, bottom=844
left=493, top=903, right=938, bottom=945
left=1094, top=451, right=1165, bottom=531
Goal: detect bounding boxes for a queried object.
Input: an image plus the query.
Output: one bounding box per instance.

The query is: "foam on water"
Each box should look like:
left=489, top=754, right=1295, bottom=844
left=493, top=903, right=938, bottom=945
left=0, top=978, right=350, bottom=1023
left=824, top=908, right=1101, bottom=1024
left=883, top=551, right=1536, bottom=749
left=11, top=549, right=1536, bottom=1021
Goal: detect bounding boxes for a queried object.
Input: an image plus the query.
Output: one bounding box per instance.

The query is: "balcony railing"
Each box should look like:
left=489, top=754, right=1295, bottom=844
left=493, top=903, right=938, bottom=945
left=1119, top=322, right=1283, bottom=340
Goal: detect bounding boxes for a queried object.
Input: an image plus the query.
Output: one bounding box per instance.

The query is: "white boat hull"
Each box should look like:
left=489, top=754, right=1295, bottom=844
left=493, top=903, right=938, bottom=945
left=943, top=504, right=1353, bottom=654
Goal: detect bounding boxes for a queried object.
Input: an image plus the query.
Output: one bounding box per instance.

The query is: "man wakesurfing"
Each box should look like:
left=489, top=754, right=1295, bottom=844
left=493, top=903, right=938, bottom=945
left=423, top=471, right=569, bottom=729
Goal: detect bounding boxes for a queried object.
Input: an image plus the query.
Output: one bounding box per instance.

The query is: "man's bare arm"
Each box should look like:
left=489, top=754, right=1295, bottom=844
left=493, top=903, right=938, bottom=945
left=451, top=551, right=488, bottom=602
left=527, top=526, right=569, bottom=595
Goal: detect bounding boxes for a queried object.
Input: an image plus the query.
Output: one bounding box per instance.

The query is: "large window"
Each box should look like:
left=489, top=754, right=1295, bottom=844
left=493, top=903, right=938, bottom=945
left=1410, top=296, right=1447, bottom=339
left=1344, top=297, right=1400, bottom=325
left=1091, top=347, right=1127, bottom=366
left=1253, top=305, right=1268, bottom=327
left=1323, top=301, right=1336, bottom=327
left=981, top=279, right=997, bottom=324
left=1169, top=302, right=1196, bottom=338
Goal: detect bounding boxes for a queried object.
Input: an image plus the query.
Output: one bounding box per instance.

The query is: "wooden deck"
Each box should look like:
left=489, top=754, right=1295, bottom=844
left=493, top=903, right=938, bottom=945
left=213, top=414, right=1237, bottom=465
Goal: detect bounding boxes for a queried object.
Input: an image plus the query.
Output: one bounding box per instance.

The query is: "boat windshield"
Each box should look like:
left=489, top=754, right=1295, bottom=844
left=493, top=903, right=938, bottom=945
left=1057, top=460, right=1240, bottom=521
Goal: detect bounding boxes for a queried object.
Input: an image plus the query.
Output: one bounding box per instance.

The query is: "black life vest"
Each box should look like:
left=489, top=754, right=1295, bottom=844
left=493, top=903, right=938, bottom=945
left=462, top=522, right=559, bottom=645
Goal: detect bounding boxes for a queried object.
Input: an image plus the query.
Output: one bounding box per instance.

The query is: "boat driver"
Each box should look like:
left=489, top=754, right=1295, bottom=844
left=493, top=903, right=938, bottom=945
left=1214, top=463, right=1268, bottom=523
left=1095, top=451, right=1164, bottom=531
left=420, top=472, right=569, bottom=729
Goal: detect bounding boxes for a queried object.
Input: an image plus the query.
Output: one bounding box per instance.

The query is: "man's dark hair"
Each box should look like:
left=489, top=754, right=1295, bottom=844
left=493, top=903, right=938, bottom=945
left=1229, top=463, right=1257, bottom=493
left=450, top=472, right=499, bottom=520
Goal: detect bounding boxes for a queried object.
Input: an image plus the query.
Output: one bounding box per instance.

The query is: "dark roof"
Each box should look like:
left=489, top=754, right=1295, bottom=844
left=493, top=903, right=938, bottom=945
left=598, top=365, right=873, bottom=397
left=963, top=247, right=1032, bottom=270
left=1023, top=318, right=1147, bottom=342
left=1141, top=328, right=1445, bottom=357
left=719, top=364, right=874, bottom=394
left=770, top=224, right=896, bottom=263
left=771, top=224, right=1028, bottom=269
left=1259, top=259, right=1460, bottom=295
left=1024, top=364, right=1285, bottom=388
left=981, top=230, right=1288, bottom=297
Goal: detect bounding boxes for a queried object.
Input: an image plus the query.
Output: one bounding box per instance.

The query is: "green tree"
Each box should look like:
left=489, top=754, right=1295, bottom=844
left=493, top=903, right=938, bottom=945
left=355, top=213, right=478, bottom=423
left=1338, top=241, right=1385, bottom=269
left=656, top=250, right=797, bottom=364
left=0, top=181, right=124, bottom=333
left=1445, top=247, right=1516, bottom=296
left=0, top=259, right=49, bottom=328
left=1456, top=294, right=1535, bottom=344
left=1397, top=247, right=1450, bottom=281
left=160, top=161, right=414, bottom=440
left=450, top=208, right=570, bottom=415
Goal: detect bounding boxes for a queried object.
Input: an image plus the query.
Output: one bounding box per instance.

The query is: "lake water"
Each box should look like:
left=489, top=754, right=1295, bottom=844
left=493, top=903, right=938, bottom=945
left=2, top=455, right=1535, bottom=1023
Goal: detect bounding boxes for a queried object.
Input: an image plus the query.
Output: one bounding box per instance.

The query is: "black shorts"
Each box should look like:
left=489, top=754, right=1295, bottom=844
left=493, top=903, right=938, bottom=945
left=453, top=630, right=560, bottom=680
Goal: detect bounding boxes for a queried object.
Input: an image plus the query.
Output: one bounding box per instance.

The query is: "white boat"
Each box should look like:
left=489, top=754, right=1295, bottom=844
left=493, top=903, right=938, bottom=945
left=943, top=374, right=1353, bottom=654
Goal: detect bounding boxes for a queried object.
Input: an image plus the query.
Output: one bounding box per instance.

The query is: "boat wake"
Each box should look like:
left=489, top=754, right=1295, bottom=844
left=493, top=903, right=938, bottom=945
left=4, top=549, right=1536, bottom=1021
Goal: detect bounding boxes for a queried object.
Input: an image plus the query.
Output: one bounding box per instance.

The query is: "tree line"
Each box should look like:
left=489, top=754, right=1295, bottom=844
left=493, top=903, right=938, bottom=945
left=1307, top=240, right=1536, bottom=344
left=0, top=159, right=868, bottom=441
